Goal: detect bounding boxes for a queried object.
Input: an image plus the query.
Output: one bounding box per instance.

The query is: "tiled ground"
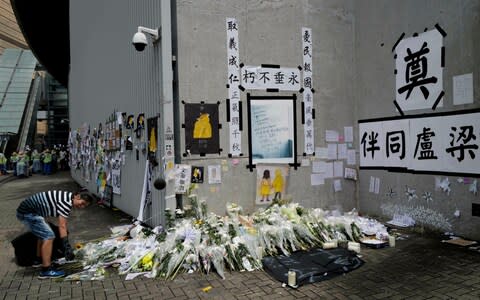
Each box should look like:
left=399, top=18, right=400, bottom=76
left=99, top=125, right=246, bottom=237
left=1, top=172, right=479, bottom=299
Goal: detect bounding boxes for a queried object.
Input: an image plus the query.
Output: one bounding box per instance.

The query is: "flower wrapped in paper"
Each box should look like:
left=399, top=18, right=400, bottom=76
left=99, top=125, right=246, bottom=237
left=66, top=200, right=377, bottom=281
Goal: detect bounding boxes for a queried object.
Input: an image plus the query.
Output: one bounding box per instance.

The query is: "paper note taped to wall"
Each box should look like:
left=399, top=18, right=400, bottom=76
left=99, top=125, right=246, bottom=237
left=333, top=179, right=342, bottom=192
left=326, top=130, right=339, bottom=142
left=311, top=173, right=325, bottom=185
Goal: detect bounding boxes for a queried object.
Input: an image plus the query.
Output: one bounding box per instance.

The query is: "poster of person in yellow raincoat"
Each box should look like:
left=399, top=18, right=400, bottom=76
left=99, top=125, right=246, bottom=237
left=147, top=117, right=159, bottom=165
left=184, top=103, right=220, bottom=155
left=256, top=165, right=289, bottom=205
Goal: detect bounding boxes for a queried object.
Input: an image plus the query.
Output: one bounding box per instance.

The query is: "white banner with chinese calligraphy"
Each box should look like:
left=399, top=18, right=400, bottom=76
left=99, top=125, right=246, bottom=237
left=359, top=109, right=480, bottom=176
left=241, top=66, right=301, bottom=91
left=226, top=17, right=242, bottom=156
left=395, top=29, right=444, bottom=111
left=302, top=27, right=314, bottom=155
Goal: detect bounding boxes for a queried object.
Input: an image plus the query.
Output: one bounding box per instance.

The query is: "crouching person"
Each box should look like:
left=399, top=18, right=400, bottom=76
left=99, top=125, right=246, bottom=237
left=16, top=190, right=93, bottom=279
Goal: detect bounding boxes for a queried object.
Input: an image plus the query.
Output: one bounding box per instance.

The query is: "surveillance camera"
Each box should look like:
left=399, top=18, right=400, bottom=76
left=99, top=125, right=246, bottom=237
left=132, top=26, right=160, bottom=52
left=132, top=32, right=148, bottom=52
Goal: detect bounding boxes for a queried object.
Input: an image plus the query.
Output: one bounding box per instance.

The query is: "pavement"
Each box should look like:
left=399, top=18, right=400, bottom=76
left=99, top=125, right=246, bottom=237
left=1, top=172, right=480, bottom=300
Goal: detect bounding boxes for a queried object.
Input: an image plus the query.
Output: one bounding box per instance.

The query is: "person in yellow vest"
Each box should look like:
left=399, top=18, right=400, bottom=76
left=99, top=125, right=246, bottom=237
left=10, top=152, right=18, bottom=176
left=32, top=150, right=42, bottom=174
left=0, top=152, right=7, bottom=175
left=43, top=150, right=52, bottom=175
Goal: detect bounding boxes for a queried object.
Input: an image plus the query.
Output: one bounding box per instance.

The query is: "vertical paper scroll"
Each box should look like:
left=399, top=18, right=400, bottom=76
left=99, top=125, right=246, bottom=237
left=302, top=27, right=314, bottom=155
left=227, top=18, right=241, bottom=156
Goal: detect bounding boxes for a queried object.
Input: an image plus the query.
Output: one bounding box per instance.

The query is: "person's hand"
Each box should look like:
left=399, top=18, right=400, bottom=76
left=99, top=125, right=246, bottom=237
left=62, top=237, right=75, bottom=261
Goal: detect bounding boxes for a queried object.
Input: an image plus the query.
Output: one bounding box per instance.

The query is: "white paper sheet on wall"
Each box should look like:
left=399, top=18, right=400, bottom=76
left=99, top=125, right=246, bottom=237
left=453, top=73, right=473, bottom=105
left=326, top=130, right=339, bottom=142
left=301, top=158, right=311, bottom=167
left=325, top=162, right=334, bottom=178
left=315, top=147, right=328, bottom=159
left=369, top=176, right=375, bottom=193
left=344, top=126, right=353, bottom=143
left=242, top=66, right=301, bottom=91
left=347, top=149, right=356, bottom=165
left=338, top=143, right=348, bottom=160
left=311, top=173, right=325, bottom=185
left=312, top=160, right=326, bottom=173
left=208, top=165, right=222, bottom=184
left=374, top=177, right=380, bottom=194
left=333, top=161, right=344, bottom=177
left=327, top=144, right=337, bottom=160
left=395, top=29, right=443, bottom=111
left=333, top=179, right=342, bottom=192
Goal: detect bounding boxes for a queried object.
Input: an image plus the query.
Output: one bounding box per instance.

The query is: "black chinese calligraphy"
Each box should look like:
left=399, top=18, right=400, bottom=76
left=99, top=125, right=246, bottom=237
left=414, top=127, right=438, bottom=160
left=386, top=131, right=405, bottom=159
left=397, top=42, right=438, bottom=100
left=227, top=20, right=238, bottom=31
left=361, top=131, right=380, bottom=159
left=446, top=125, right=478, bottom=162
left=303, top=30, right=311, bottom=43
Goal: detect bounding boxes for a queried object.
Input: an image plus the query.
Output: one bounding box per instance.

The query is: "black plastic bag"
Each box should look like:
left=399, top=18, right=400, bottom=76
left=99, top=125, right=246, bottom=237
left=11, top=222, right=66, bottom=266
left=262, top=248, right=364, bottom=287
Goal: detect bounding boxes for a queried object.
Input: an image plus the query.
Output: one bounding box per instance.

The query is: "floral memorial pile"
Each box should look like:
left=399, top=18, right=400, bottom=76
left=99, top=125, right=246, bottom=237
left=65, top=193, right=387, bottom=281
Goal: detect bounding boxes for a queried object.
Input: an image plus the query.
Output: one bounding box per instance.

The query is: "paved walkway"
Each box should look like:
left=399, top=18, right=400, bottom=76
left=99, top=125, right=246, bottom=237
left=1, top=172, right=479, bottom=299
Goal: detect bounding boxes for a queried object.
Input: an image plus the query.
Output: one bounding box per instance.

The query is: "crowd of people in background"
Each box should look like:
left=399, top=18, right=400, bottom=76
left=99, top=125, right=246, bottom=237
left=0, top=145, right=69, bottom=178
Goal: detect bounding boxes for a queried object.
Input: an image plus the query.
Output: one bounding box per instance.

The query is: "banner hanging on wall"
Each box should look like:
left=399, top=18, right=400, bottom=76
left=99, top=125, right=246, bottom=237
left=359, top=109, right=480, bottom=176
left=226, top=17, right=242, bottom=156
left=302, top=27, right=315, bottom=155
left=241, top=66, right=301, bottom=91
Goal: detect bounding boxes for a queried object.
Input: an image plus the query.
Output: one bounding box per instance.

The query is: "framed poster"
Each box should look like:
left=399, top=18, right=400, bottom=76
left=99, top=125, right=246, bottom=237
left=247, top=95, right=297, bottom=165
left=184, top=103, right=220, bottom=155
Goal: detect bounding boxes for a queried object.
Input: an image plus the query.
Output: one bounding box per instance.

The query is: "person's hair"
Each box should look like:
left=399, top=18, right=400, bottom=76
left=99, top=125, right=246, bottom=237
left=75, top=191, right=94, bottom=204
left=263, top=169, right=270, bottom=179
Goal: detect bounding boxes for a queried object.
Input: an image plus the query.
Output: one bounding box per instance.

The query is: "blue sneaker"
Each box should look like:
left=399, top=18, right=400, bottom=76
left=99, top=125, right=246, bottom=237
left=38, top=268, right=65, bottom=279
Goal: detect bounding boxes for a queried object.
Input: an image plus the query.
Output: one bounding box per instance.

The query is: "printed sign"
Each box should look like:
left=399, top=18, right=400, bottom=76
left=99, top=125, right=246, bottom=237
left=395, top=29, right=444, bottom=111
left=359, top=109, right=480, bottom=176
left=241, top=66, right=301, bottom=91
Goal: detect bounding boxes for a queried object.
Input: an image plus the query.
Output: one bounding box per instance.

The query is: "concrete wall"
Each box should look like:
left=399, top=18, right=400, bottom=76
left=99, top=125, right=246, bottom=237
left=68, top=0, right=480, bottom=239
left=355, top=0, right=480, bottom=239
left=69, top=0, right=167, bottom=226
left=175, top=0, right=357, bottom=216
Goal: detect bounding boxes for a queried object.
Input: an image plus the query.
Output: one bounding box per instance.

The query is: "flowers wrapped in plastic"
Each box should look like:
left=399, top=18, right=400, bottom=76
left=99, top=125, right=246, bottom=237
left=66, top=199, right=384, bottom=281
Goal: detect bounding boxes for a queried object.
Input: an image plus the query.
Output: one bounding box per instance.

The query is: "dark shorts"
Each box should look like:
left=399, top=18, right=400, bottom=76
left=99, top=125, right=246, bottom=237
left=16, top=212, right=55, bottom=241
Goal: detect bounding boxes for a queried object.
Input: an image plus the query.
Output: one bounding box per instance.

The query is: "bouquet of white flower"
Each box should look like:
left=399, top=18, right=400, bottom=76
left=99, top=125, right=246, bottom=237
left=67, top=199, right=377, bottom=281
